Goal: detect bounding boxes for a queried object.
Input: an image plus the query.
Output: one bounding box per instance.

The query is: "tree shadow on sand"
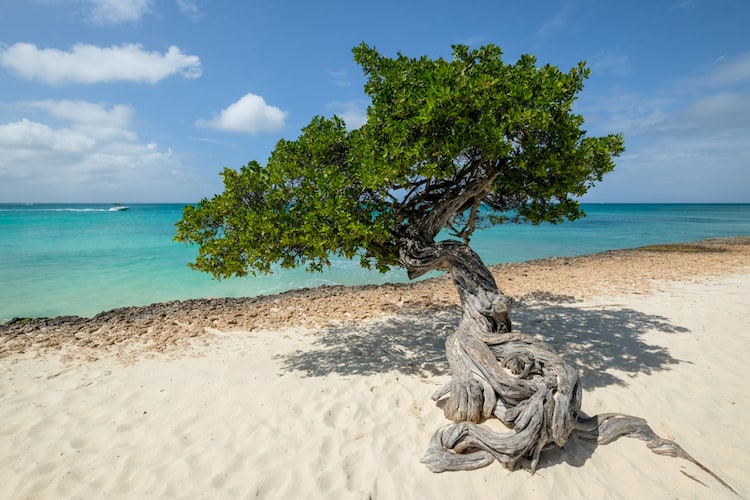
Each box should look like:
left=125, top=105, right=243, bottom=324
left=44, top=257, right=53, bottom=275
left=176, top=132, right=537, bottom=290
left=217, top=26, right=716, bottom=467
left=274, top=297, right=730, bottom=483
left=276, top=309, right=459, bottom=378
left=512, top=294, right=690, bottom=390
left=276, top=295, right=689, bottom=390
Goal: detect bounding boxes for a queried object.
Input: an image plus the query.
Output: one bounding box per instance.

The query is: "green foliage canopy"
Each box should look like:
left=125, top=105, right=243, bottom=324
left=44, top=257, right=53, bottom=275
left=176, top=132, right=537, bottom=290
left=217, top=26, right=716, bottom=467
left=175, top=43, right=624, bottom=279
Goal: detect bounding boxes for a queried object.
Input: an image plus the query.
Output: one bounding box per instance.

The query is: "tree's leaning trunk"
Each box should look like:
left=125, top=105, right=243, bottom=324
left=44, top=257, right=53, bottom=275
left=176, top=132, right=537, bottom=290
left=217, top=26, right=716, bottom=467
left=399, top=234, right=581, bottom=470
left=400, top=233, right=738, bottom=494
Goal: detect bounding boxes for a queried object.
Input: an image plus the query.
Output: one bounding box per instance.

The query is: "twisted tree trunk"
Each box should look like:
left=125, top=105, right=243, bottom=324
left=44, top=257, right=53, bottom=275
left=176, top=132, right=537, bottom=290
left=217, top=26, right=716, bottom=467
left=399, top=233, right=736, bottom=494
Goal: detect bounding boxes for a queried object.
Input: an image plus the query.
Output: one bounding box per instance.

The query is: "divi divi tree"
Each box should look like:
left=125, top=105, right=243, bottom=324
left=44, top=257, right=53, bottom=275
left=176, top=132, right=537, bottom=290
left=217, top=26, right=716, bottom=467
left=176, top=44, right=734, bottom=488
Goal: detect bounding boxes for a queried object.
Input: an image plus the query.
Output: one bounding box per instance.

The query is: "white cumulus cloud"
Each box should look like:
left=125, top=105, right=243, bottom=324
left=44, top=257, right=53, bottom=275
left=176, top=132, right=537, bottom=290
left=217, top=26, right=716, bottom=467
left=0, top=118, right=96, bottom=153
left=0, top=100, right=195, bottom=202
left=197, top=93, right=287, bottom=135
left=326, top=100, right=368, bottom=130
left=0, top=42, right=202, bottom=85
left=27, top=100, right=140, bottom=148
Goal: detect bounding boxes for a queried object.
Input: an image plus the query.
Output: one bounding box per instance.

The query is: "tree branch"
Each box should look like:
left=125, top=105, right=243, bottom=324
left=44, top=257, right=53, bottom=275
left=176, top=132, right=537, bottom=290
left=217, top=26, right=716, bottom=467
left=418, top=160, right=502, bottom=241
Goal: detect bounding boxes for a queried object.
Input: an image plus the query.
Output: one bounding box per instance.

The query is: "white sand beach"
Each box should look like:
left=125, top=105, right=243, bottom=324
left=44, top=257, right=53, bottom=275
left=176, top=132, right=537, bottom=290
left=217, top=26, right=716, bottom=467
left=1, top=240, right=749, bottom=499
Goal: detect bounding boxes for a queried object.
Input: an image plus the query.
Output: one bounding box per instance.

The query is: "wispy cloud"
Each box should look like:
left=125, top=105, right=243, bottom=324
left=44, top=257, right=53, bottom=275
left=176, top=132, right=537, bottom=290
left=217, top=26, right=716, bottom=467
left=84, top=0, right=152, bottom=25
left=197, top=93, right=288, bottom=135
left=534, top=2, right=577, bottom=44
left=581, top=52, right=750, bottom=138
left=328, top=69, right=351, bottom=88
left=581, top=51, right=750, bottom=202
left=678, top=91, right=750, bottom=130
left=176, top=0, right=203, bottom=22
left=35, top=0, right=153, bottom=25
left=687, top=51, right=750, bottom=88
left=578, top=92, right=674, bottom=137
left=671, top=0, right=697, bottom=10
left=589, top=127, right=750, bottom=202
left=0, top=43, right=202, bottom=85
left=589, top=50, right=632, bottom=77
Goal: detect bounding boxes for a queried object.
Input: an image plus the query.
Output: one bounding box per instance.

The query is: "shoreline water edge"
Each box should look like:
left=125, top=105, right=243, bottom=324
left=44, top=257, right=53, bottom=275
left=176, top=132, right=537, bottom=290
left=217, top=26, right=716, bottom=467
left=2, top=236, right=749, bottom=359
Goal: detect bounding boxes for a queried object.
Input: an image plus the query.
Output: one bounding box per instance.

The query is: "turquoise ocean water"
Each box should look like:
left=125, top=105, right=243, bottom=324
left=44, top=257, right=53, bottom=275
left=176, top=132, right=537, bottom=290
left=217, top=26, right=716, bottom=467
left=1, top=203, right=749, bottom=322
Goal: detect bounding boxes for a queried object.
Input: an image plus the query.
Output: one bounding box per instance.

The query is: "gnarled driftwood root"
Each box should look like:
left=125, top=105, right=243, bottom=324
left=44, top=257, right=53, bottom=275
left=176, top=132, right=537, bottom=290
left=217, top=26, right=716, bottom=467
left=421, top=330, right=738, bottom=495
left=422, top=332, right=581, bottom=473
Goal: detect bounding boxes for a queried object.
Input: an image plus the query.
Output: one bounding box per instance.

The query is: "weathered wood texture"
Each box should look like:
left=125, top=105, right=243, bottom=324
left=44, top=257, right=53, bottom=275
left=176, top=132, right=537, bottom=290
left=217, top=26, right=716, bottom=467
left=400, top=235, right=736, bottom=495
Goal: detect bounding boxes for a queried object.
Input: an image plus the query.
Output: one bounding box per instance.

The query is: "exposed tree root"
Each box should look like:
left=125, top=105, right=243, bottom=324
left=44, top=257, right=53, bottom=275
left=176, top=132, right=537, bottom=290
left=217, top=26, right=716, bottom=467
left=420, top=331, right=738, bottom=496
left=574, top=413, right=738, bottom=495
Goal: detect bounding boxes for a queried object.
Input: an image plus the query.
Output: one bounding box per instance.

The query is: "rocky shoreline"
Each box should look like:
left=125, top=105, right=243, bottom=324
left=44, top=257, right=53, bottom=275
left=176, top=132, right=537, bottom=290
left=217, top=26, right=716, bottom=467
left=2, top=237, right=749, bottom=360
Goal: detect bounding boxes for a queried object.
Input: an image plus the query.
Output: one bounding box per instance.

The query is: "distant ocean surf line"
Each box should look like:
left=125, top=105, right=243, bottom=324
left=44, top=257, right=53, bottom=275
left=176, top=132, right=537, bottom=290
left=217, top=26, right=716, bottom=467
left=1, top=203, right=749, bottom=322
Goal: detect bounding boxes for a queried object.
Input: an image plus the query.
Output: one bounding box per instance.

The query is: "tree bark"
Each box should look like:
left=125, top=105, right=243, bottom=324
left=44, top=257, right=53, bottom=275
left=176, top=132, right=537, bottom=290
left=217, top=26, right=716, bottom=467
left=400, top=233, right=737, bottom=494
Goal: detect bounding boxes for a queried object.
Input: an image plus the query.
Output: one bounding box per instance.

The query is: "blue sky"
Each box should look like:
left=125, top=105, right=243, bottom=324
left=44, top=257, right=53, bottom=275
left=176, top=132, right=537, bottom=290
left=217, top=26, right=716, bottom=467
left=0, top=0, right=748, bottom=203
